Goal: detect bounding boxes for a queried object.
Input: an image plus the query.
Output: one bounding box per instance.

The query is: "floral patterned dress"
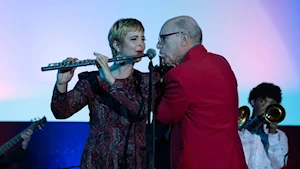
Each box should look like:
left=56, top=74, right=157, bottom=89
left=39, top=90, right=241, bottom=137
left=51, top=70, right=159, bottom=169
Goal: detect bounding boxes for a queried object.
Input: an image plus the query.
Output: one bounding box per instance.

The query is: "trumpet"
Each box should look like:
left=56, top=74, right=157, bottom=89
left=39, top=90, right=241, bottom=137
left=41, top=49, right=156, bottom=72
left=264, top=103, right=286, bottom=124
left=238, top=106, right=250, bottom=130
left=241, top=104, right=286, bottom=131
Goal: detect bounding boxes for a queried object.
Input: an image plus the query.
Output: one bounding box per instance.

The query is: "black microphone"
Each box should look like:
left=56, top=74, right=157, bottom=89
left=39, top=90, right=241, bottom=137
left=146, top=48, right=156, bottom=60
left=108, top=48, right=156, bottom=62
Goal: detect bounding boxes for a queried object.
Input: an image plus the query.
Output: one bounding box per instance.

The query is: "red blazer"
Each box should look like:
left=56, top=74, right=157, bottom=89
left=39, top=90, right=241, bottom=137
left=156, top=45, right=248, bottom=169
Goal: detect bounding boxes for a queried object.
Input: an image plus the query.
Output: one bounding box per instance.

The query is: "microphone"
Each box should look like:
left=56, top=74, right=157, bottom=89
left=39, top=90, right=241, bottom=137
left=103, top=48, right=156, bottom=62
left=145, top=48, right=156, bottom=60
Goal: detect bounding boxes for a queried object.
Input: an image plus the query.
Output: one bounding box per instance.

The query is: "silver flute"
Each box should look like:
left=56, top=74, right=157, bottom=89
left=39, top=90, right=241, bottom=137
left=41, top=49, right=156, bottom=72
left=42, top=54, right=149, bottom=72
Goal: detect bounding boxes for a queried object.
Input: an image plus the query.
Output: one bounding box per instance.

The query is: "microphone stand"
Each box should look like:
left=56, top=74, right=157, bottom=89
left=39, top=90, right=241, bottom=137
left=146, top=58, right=155, bottom=169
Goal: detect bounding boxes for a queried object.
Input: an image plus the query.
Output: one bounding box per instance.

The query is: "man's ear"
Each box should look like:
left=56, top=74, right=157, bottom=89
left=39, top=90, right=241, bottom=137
left=250, top=99, right=255, bottom=107
left=181, top=33, right=189, bottom=46
left=113, top=41, right=121, bottom=53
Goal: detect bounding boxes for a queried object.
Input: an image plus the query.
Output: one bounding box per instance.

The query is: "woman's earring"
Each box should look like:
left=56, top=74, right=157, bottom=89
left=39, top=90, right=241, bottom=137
left=115, top=53, right=123, bottom=65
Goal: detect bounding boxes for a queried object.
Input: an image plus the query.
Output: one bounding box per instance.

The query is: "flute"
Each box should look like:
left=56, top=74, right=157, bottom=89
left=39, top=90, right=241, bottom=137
left=41, top=49, right=156, bottom=72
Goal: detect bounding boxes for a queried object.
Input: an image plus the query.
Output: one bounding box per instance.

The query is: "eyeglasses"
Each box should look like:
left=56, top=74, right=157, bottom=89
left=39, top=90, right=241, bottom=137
left=158, top=32, right=183, bottom=45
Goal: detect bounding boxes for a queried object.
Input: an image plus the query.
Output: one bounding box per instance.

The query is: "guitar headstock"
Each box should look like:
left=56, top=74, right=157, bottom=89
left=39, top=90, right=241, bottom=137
left=30, top=116, right=47, bottom=131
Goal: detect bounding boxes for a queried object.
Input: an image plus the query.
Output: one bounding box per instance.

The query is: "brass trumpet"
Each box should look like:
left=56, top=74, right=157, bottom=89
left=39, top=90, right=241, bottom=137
left=239, top=104, right=286, bottom=131
left=238, top=106, right=250, bottom=130
left=264, top=103, right=286, bottom=124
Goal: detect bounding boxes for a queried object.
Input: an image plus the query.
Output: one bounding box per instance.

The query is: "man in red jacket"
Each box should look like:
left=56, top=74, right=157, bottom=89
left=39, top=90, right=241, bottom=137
left=155, top=15, right=248, bottom=169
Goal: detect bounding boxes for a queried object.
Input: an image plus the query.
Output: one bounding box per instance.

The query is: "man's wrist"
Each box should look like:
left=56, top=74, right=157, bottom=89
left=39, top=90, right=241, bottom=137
left=108, top=77, right=116, bottom=86
left=269, top=131, right=277, bottom=134
left=22, top=144, right=27, bottom=150
left=269, top=127, right=277, bottom=134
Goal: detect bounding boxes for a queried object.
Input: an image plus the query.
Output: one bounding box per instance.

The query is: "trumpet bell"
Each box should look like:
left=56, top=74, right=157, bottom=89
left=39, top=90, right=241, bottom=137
left=238, top=106, right=250, bottom=129
left=264, top=103, right=286, bottom=124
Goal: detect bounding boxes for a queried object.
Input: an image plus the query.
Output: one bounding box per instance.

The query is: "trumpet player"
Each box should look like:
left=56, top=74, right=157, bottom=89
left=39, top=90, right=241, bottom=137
left=240, top=82, right=288, bottom=169
left=239, top=125, right=273, bottom=169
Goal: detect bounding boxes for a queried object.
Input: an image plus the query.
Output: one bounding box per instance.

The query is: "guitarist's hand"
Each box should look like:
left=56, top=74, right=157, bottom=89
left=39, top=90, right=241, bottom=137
left=21, top=129, right=33, bottom=150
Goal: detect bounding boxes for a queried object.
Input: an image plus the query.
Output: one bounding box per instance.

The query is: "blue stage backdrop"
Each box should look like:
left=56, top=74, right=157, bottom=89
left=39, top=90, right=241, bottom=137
left=0, top=123, right=299, bottom=169
left=0, top=0, right=300, bottom=125
left=0, top=1, right=300, bottom=169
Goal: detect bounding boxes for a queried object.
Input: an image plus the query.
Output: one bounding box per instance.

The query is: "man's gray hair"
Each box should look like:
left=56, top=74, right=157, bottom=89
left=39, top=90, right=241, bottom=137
left=173, top=17, right=202, bottom=44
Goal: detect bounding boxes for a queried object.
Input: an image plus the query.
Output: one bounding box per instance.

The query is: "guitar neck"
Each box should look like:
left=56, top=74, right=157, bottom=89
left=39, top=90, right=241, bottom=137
left=0, top=126, right=34, bottom=156
left=0, top=116, right=46, bottom=156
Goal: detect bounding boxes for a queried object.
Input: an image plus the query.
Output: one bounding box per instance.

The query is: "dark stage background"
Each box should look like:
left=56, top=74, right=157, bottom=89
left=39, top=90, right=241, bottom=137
left=0, top=122, right=298, bottom=169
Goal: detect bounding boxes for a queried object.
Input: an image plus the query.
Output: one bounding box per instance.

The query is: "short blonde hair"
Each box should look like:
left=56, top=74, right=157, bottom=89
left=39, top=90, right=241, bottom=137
left=108, top=18, right=144, bottom=57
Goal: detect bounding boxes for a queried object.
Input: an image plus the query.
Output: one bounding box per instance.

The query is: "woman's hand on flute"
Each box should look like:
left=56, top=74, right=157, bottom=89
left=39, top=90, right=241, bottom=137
left=95, top=53, right=115, bottom=86
left=56, top=57, right=77, bottom=93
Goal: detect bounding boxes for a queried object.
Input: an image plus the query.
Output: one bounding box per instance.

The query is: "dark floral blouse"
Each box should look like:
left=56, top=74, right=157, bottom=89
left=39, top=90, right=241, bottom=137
left=51, top=70, right=160, bottom=169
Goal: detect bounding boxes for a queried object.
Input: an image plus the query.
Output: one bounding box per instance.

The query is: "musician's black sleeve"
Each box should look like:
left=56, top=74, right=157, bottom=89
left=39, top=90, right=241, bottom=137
left=0, top=146, right=26, bottom=168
